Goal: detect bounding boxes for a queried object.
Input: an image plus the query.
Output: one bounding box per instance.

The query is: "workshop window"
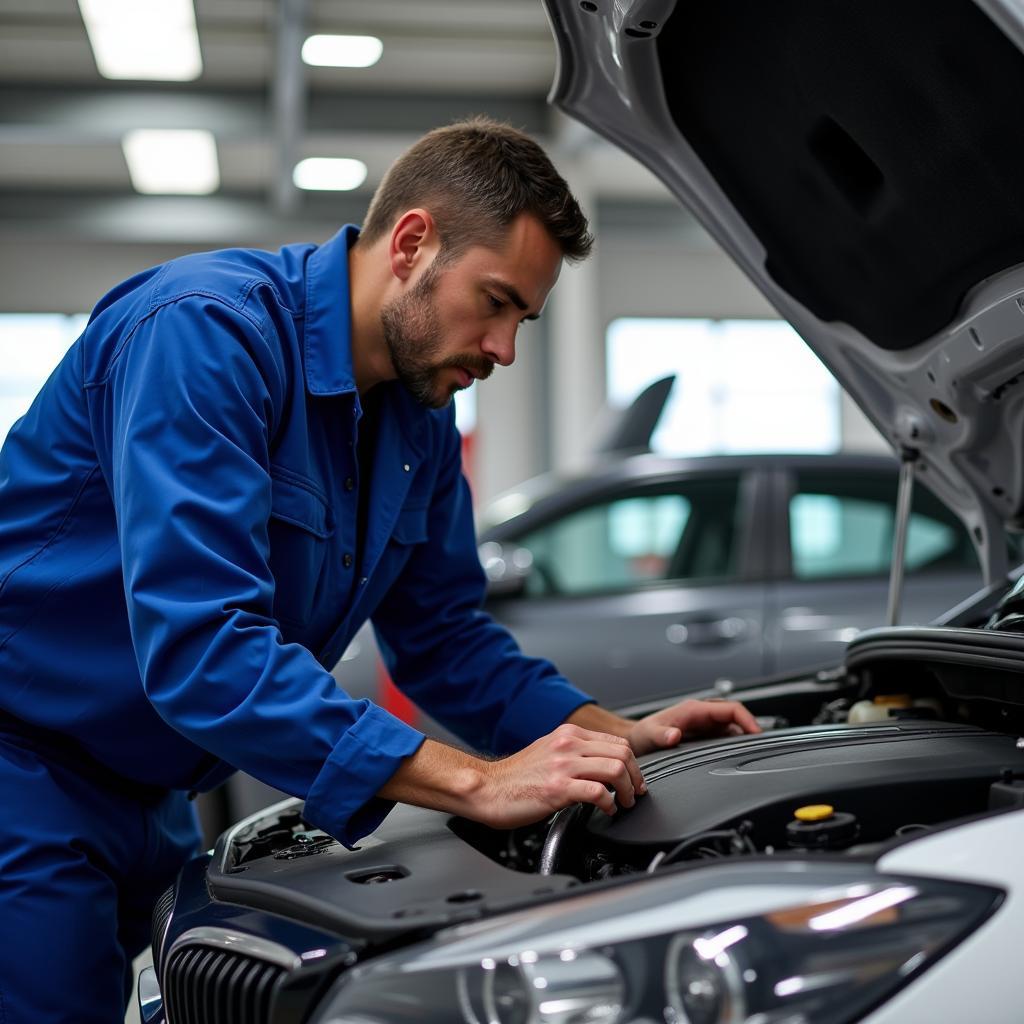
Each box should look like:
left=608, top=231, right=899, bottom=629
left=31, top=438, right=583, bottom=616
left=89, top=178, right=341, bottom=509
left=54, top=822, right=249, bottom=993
left=606, top=317, right=841, bottom=456
left=0, top=313, right=88, bottom=443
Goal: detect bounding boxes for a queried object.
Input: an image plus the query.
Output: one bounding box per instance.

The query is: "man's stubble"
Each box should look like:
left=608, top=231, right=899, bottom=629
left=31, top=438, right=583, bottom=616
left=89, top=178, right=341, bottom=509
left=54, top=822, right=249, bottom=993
left=380, top=260, right=493, bottom=409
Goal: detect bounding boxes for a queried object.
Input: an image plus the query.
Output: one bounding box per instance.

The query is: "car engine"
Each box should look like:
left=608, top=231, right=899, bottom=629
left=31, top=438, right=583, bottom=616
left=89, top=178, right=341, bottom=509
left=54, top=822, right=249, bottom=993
left=193, top=616, right=1024, bottom=958
left=207, top=713, right=1024, bottom=934
left=545, top=718, right=1024, bottom=881
left=148, top=622, right=1024, bottom=1024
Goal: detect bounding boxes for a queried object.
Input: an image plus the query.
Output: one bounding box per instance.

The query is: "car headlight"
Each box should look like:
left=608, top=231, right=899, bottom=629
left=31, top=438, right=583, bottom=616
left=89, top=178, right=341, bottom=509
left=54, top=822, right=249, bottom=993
left=311, top=863, right=1000, bottom=1024
left=458, top=948, right=624, bottom=1024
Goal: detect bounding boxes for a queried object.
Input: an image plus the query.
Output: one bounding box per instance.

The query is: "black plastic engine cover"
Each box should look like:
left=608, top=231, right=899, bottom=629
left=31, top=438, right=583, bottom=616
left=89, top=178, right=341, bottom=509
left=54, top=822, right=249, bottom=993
left=209, top=800, right=577, bottom=941
left=588, top=720, right=1024, bottom=849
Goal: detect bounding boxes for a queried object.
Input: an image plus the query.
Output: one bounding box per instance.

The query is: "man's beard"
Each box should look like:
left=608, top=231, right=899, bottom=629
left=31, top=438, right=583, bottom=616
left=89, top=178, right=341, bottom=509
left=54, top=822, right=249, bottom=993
left=380, top=263, right=493, bottom=409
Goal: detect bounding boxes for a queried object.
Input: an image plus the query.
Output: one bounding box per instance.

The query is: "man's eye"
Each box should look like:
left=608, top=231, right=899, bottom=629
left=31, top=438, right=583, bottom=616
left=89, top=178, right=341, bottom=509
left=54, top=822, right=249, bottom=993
left=487, top=294, right=504, bottom=310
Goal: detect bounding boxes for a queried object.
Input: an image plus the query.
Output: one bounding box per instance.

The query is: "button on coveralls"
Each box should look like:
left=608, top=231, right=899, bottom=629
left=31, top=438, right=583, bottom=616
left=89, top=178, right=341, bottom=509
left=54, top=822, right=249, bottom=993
left=0, top=225, right=591, bottom=1020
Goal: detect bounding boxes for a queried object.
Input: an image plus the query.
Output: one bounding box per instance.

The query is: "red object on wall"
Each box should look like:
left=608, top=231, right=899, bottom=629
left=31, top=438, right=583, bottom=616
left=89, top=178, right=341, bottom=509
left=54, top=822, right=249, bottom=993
left=378, top=661, right=418, bottom=725
left=461, top=428, right=476, bottom=494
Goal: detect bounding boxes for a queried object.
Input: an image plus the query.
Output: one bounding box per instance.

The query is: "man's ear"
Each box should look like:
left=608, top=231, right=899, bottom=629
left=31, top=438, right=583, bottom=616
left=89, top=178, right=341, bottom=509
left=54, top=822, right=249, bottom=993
left=389, top=209, right=439, bottom=283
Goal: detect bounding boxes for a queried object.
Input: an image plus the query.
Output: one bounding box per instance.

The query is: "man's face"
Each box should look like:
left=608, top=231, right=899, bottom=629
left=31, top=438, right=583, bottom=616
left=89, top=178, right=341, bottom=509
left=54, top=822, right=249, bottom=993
left=380, top=212, right=563, bottom=408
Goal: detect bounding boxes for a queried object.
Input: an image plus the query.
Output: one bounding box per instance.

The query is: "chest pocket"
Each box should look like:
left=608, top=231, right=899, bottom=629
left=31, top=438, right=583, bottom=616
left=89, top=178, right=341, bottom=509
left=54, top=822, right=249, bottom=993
left=390, top=503, right=429, bottom=546
left=372, top=503, right=429, bottom=596
left=267, top=473, right=334, bottom=626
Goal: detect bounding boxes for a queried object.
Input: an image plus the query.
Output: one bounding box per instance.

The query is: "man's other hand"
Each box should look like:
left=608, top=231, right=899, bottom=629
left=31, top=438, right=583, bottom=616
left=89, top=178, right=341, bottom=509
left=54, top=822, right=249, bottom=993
left=379, top=702, right=760, bottom=833
left=628, top=698, right=761, bottom=756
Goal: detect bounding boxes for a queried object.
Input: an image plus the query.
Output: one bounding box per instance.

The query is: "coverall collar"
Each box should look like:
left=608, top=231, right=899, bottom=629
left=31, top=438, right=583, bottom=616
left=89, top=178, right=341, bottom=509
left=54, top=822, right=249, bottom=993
left=303, top=224, right=428, bottom=463
left=303, top=223, right=361, bottom=397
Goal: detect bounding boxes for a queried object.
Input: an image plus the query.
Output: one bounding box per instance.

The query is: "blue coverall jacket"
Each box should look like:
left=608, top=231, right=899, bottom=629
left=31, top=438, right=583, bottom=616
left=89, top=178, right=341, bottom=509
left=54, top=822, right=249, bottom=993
left=0, top=225, right=592, bottom=845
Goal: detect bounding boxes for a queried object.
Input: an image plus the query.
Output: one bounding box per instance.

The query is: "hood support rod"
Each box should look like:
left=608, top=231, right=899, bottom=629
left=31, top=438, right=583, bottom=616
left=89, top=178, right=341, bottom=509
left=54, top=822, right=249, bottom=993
left=887, top=449, right=918, bottom=626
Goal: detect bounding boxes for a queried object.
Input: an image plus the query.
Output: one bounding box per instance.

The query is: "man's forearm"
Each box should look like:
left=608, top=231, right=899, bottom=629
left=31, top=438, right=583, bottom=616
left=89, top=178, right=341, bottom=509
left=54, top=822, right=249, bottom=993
left=375, top=724, right=645, bottom=829
left=374, top=700, right=759, bottom=830
left=376, top=737, right=488, bottom=818
left=379, top=706, right=638, bottom=819
left=565, top=703, right=634, bottom=741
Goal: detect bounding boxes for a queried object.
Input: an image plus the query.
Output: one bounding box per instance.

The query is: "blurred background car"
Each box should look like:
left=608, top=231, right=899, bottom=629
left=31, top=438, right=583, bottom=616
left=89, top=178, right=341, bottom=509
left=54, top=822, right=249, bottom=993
left=477, top=449, right=989, bottom=706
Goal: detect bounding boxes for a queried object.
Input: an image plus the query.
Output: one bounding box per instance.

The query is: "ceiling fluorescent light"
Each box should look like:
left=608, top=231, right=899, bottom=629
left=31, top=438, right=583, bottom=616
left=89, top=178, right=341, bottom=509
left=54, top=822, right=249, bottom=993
left=293, top=158, right=368, bottom=192
left=79, top=0, right=203, bottom=80
left=122, top=130, right=219, bottom=195
left=301, top=34, right=383, bottom=68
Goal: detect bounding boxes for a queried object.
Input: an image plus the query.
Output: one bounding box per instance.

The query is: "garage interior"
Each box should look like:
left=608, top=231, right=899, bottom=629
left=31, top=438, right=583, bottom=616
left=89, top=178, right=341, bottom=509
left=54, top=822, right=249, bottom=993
left=0, top=2, right=910, bottom=1021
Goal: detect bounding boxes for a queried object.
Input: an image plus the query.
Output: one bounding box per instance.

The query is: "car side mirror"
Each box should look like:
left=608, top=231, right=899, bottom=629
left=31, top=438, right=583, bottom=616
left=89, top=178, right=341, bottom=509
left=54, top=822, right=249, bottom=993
left=478, top=540, right=534, bottom=598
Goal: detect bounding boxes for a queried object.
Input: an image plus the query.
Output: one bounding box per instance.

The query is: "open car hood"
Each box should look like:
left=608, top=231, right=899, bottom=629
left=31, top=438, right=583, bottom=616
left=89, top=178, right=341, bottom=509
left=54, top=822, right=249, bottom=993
left=543, top=0, right=1024, bottom=584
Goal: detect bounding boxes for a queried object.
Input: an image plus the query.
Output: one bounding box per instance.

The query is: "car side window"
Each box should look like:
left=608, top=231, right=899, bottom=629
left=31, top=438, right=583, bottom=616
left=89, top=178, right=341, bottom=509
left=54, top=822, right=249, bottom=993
left=789, top=471, right=977, bottom=580
left=514, top=478, right=741, bottom=597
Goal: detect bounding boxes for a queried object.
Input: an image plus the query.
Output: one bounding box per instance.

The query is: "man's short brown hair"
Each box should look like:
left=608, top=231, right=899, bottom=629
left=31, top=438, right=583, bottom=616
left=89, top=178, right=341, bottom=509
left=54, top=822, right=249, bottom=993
left=358, top=116, right=593, bottom=264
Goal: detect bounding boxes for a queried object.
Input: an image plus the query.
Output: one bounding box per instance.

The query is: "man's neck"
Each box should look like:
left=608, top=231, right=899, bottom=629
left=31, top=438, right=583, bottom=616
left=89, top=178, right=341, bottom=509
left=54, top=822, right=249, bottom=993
left=348, top=241, right=395, bottom=394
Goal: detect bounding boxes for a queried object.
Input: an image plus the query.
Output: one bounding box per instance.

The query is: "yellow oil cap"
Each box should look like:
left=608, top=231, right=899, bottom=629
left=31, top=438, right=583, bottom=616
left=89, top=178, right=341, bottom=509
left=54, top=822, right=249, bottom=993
left=794, top=804, right=834, bottom=822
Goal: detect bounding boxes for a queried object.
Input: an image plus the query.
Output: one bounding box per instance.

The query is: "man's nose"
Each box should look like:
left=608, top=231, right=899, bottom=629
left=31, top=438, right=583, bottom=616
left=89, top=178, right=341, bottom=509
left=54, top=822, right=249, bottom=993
left=481, top=323, right=517, bottom=367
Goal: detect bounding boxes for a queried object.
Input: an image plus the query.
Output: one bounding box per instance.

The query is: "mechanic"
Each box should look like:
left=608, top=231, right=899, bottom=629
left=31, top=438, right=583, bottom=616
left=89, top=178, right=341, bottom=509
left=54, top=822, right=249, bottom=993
left=0, top=117, right=760, bottom=1021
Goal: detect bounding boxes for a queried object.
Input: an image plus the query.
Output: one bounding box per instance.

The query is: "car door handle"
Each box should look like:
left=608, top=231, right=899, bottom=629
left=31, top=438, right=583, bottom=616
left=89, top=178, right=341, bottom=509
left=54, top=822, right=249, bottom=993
left=780, top=607, right=860, bottom=643
left=666, top=617, right=748, bottom=646
left=779, top=607, right=842, bottom=630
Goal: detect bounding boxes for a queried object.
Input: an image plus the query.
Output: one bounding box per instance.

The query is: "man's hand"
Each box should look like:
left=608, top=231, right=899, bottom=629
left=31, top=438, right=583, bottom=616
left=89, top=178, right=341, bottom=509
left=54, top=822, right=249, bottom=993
left=378, top=701, right=759, bottom=832
left=567, top=698, right=761, bottom=757
left=477, top=723, right=647, bottom=827
left=377, top=726, right=647, bottom=830
left=628, top=698, right=761, bottom=756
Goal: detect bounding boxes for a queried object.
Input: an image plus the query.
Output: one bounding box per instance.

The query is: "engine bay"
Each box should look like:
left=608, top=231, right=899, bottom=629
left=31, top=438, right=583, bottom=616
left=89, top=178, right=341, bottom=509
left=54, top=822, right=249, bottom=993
left=209, top=626, right=1024, bottom=944
left=212, top=690, right=1024, bottom=935
left=452, top=717, right=1024, bottom=884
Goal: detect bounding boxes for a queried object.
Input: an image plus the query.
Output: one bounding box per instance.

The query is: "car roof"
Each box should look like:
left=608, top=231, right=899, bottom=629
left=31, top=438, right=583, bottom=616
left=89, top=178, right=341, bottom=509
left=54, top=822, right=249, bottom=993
left=480, top=451, right=899, bottom=535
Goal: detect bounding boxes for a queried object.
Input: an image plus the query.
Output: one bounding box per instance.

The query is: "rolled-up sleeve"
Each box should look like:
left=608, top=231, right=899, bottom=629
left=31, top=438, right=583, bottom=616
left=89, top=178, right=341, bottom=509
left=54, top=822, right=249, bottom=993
left=371, top=412, right=594, bottom=755
left=100, top=295, right=422, bottom=844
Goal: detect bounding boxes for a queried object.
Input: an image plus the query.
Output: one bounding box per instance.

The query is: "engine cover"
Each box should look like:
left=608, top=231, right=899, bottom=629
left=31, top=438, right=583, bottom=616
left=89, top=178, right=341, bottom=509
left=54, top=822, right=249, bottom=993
left=587, top=720, right=1024, bottom=851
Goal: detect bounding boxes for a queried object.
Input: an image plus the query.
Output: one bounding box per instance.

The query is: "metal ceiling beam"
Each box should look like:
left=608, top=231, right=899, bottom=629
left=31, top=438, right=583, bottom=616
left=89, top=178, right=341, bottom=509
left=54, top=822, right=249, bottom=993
left=0, top=190, right=692, bottom=246
left=0, top=191, right=366, bottom=244
left=271, top=0, right=307, bottom=214
left=0, top=84, right=550, bottom=141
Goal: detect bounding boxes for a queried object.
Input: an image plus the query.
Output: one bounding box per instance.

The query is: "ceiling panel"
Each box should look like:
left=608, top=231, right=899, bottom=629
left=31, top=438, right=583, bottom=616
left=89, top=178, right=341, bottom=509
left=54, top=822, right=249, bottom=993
left=0, top=0, right=670, bottom=247
left=0, top=139, right=128, bottom=187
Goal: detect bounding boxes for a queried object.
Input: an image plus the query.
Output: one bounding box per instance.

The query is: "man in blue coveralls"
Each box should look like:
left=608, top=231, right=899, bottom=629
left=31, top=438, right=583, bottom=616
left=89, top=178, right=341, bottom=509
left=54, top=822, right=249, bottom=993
left=0, top=118, right=760, bottom=1021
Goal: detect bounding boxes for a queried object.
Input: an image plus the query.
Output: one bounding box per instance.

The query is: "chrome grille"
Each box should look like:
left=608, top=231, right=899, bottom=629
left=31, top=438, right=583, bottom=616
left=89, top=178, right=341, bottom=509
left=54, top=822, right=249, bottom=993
left=163, top=944, right=285, bottom=1024
left=150, top=884, right=175, bottom=966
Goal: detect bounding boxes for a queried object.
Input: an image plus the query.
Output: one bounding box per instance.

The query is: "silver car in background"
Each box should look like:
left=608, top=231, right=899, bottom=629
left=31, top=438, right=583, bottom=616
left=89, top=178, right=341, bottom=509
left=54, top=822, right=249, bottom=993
left=478, top=450, right=999, bottom=706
